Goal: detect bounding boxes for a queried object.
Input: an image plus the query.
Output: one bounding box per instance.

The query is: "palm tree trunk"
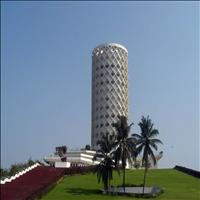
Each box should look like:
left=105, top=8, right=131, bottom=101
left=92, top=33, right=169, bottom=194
left=122, top=143, right=126, bottom=191
left=142, top=165, right=148, bottom=193
left=123, top=166, right=125, bottom=191
left=105, top=179, right=108, bottom=192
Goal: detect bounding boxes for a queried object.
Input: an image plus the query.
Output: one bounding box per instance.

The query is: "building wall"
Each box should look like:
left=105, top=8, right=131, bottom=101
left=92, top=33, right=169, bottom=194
left=91, top=43, right=128, bottom=149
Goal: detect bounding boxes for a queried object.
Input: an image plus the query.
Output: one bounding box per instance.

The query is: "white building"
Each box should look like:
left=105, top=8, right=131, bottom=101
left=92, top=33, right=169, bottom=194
left=44, top=149, right=163, bottom=169
left=91, top=43, right=128, bottom=149
left=44, top=149, right=99, bottom=168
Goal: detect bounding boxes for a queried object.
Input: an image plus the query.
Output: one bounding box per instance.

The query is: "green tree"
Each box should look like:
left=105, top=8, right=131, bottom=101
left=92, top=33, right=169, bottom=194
left=28, top=158, right=35, bottom=166
left=112, top=116, right=136, bottom=190
left=9, top=164, right=22, bottom=176
left=93, top=133, right=117, bottom=191
left=132, top=116, right=163, bottom=193
left=85, top=144, right=91, bottom=150
left=0, top=168, right=9, bottom=179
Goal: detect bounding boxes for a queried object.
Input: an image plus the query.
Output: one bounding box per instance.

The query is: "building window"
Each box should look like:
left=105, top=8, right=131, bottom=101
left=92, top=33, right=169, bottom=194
left=106, top=105, right=109, bottom=109
left=111, top=64, right=114, bottom=68
left=106, top=64, right=109, bottom=68
left=106, top=132, right=110, bottom=135
left=111, top=72, right=115, bottom=76
left=105, top=114, right=109, bottom=118
left=101, top=65, right=104, bottom=69
left=105, top=96, right=109, bottom=101
left=106, top=123, right=109, bottom=127
left=111, top=80, right=114, bottom=84
left=100, top=73, right=103, bottom=77
left=100, top=124, right=103, bottom=127
left=96, top=125, right=99, bottom=128
left=100, top=115, right=103, bottom=119
left=111, top=114, right=115, bottom=118
left=100, top=81, right=103, bottom=85
left=106, top=80, right=109, bottom=84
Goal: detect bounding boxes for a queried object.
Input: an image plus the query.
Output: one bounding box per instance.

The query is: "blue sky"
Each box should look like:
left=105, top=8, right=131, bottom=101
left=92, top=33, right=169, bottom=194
left=1, top=1, right=199, bottom=170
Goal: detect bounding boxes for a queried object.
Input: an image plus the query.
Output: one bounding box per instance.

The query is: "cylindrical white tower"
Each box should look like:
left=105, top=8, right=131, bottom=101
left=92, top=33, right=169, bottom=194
left=91, top=43, right=128, bottom=150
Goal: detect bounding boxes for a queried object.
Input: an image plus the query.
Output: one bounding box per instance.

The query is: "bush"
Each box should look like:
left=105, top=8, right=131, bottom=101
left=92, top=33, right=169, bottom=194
left=65, top=166, right=95, bottom=175
left=0, top=168, right=9, bottom=179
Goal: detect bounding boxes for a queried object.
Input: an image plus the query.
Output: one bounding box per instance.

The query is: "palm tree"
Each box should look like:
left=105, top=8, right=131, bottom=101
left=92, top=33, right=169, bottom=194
left=93, top=133, right=117, bottom=191
left=112, top=116, right=136, bottom=190
left=132, top=116, right=163, bottom=193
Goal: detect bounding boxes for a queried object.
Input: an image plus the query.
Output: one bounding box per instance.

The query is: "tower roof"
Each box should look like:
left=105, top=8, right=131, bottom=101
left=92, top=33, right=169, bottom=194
left=93, top=43, right=128, bottom=53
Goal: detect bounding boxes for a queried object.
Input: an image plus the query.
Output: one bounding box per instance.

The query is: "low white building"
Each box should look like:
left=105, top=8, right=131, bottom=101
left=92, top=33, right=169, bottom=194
left=44, top=149, right=99, bottom=168
left=44, top=146, right=163, bottom=169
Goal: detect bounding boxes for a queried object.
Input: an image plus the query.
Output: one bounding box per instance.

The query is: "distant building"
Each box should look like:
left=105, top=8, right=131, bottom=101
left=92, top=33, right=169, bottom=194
left=91, top=43, right=128, bottom=149
left=44, top=147, right=163, bottom=169
left=44, top=146, right=98, bottom=168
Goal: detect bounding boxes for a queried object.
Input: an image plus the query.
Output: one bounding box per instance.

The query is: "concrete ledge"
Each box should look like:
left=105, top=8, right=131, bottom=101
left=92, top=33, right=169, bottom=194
left=174, top=166, right=200, bottom=178
left=104, top=186, right=163, bottom=198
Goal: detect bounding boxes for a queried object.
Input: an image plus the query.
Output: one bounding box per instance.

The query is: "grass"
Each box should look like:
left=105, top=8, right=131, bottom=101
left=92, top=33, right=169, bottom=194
left=41, top=169, right=200, bottom=200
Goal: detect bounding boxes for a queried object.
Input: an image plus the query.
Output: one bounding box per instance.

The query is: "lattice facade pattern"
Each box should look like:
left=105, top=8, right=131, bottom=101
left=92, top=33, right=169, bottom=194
left=91, top=43, right=128, bottom=150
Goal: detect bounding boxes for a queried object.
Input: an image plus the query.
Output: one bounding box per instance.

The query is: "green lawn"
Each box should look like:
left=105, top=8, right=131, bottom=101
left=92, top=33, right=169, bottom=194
left=41, top=169, right=200, bottom=200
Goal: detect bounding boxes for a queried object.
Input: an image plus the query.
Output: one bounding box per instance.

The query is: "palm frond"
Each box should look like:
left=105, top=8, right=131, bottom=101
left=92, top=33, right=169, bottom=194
left=148, top=146, right=157, bottom=166
left=149, top=129, right=159, bottom=138
left=149, top=142, right=158, bottom=151
left=150, top=138, right=163, bottom=145
left=132, top=133, right=143, bottom=139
